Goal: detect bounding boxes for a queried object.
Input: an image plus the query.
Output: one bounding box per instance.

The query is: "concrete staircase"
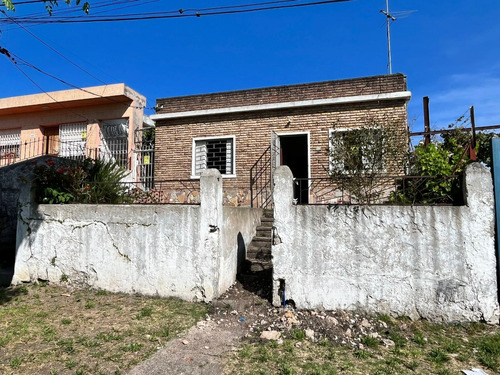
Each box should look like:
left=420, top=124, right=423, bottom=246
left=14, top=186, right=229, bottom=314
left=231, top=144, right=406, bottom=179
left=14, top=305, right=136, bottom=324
left=246, top=211, right=273, bottom=272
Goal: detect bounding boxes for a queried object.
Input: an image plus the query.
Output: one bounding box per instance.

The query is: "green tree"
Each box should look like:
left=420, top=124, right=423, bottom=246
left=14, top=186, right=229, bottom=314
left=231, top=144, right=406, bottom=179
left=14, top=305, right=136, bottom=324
left=1, top=0, right=89, bottom=14
left=392, top=125, right=495, bottom=204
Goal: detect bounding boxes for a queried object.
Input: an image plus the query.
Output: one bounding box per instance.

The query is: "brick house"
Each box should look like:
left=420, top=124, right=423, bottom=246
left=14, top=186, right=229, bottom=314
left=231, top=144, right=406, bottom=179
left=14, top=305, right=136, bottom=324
left=151, top=74, right=411, bottom=206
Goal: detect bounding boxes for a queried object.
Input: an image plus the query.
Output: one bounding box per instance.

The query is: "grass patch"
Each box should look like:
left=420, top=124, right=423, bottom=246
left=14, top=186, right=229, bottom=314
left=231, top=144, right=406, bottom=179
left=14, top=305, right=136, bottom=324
left=224, top=314, right=500, bottom=375
left=476, top=331, right=500, bottom=371
left=0, top=283, right=208, bottom=375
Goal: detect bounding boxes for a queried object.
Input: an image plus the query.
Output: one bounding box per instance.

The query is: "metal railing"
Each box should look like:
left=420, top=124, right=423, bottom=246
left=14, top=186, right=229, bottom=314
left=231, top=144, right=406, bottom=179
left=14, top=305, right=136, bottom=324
left=293, top=174, right=463, bottom=205
left=250, top=146, right=273, bottom=208
left=120, top=179, right=201, bottom=204
left=0, top=138, right=130, bottom=169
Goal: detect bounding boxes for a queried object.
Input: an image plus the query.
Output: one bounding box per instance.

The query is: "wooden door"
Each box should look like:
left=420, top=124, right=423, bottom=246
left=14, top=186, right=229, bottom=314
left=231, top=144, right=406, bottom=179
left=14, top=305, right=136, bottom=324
left=44, top=127, right=59, bottom=155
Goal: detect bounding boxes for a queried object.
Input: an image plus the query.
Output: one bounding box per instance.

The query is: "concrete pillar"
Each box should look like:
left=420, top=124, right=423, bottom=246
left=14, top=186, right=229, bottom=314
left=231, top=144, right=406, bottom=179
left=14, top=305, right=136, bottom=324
left=273, top=166, right=294, bottom=224
left=196, top=169, right=223, bottom=301
left=462, top=163, right=499, bottom=323
left=272, top=166, right=294, bottom=307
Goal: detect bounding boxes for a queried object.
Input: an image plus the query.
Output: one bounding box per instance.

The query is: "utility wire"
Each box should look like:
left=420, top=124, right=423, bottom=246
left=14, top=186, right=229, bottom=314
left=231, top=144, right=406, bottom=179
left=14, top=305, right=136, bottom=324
left=1, top=45, right=151, bottom=111
left=0, top=0, right=354, bottom=24
left=2, top=51, right=91, bottom=121
left=0, top=8, right=107, bottom=84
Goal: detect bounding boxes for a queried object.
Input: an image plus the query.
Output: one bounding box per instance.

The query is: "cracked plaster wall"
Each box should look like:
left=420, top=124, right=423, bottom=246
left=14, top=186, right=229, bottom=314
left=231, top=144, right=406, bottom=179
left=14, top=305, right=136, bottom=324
left=13, top=169, right=261, bottom=301
left=272, top=164, right=499, bottom=323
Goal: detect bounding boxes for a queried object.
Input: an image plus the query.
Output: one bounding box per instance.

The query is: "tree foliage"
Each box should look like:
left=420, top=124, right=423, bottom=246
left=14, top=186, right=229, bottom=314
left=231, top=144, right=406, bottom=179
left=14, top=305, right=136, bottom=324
left=328, top=119, right=408, bottom=204
left=33, top=157, right=130, bottom=204
left=392, top=125, right=496, bottom=204
left=1, top=0, right=89, bottom=14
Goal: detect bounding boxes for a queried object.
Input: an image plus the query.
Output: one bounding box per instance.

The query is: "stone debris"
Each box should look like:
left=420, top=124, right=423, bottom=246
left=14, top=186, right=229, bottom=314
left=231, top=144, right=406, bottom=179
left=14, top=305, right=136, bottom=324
left=181, top=340, right=189, bottom=345
left=260, top=330, right=281, bottom=340
left=305, top=329, right=315, bottom=340
left=207, top=280, right=407, bottom=352
left=462, top=369, right=489, bottom=375
left=382, top=338, right=395, bottom=347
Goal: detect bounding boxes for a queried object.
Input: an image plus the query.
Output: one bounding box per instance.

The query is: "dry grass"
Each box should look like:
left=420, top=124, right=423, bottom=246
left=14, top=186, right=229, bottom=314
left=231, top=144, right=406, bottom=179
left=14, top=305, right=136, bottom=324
left=0, top=283, right=208, bottom=375
left=224, top=315, right=500, bottom=375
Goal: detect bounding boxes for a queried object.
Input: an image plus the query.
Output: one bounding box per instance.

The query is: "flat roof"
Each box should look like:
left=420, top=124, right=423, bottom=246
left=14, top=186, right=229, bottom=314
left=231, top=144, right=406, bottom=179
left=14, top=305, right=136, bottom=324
left=0, top=84, right=143, bottom=116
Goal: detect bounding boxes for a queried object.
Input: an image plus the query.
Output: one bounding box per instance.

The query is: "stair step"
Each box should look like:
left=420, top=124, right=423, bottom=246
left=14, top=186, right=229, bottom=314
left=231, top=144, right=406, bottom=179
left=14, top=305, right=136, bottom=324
left=250, top=240, right=272, bottom=249
left=247, top=247, right=271, bottom=255
left=248, top=259, right=273, bottom=272
left=247, top=248, right=271, bottom=257
left=255, top=231, right=272, bottom=239
left=261, top=217, right=274, bottom=223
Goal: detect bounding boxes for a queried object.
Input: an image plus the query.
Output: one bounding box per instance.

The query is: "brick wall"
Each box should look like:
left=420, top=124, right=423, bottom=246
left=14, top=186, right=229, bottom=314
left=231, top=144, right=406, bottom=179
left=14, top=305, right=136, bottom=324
left=156, top=74, right=407, bottom=113
left=154, top=75, right=409, bottom=206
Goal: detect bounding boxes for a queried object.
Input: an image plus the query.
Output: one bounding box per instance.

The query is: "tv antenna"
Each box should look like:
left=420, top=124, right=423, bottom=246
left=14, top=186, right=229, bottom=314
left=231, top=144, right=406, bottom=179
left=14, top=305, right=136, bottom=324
left=380, top=0, right=396, bottom=74
left=380, top=2, right=416, bottom=75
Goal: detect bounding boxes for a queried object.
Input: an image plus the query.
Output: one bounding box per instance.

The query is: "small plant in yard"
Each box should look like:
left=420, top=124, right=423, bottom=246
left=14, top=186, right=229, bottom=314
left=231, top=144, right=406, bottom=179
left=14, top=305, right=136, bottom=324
left=361, top=335, right=379, bottom=349
left=32, top=157, right=130, bottom=204
left=476, top=331, right=500, bottom=371
left=135, top=306, right=153, bottom=319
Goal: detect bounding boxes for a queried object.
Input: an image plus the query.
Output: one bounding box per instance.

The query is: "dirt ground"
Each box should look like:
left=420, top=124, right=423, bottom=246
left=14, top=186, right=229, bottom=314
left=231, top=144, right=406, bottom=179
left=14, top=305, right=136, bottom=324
left=126, top=270, right=412, bottom=374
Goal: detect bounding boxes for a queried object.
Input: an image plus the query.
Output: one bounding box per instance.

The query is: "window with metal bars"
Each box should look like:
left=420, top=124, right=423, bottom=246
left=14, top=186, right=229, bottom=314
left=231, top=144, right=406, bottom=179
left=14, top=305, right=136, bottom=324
left=59, top=122, right=87, bottom=158
left=100, top=119, right=129, bottom=169
left=192, top=136, right=235, bottom=177
left=0, top=129, right=21, bottom=161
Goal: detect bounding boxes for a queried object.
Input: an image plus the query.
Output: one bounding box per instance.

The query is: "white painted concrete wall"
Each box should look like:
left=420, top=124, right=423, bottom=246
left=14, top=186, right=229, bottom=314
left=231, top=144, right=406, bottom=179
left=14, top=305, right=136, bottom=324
left=13, top=170, right=261, bottom=302
left=272, top=164, right=500, bottom=323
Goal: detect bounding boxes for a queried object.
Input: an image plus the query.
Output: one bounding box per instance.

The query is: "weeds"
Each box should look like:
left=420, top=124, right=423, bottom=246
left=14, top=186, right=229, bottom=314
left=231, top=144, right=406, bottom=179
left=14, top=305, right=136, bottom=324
left=476, top=331, right=500, bottom=371
left=135, top=306, right=153, bottom=319
left=0, top=283, right=207, bottom=375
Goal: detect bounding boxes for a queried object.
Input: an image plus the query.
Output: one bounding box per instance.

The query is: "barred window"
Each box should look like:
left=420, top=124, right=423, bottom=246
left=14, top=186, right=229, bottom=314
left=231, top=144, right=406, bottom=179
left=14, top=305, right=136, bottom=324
left=100, top=119, right=129, bottom=169
left=0, top=129, right=21, bottom=159
left=192, top=136, right=235, bottom=177
left=59, top=123, right=87, bottom=158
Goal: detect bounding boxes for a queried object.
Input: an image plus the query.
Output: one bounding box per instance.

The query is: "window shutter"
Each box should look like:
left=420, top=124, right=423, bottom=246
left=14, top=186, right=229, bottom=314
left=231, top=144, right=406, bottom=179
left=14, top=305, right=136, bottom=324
left=195, top=141, right=207, bottom=175
left=225, top=138, right=233, bottom=174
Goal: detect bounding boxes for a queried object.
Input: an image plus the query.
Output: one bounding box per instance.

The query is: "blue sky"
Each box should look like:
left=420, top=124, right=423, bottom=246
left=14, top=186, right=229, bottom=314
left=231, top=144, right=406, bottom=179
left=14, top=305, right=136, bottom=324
left=1, top=0, right=499, bottom=133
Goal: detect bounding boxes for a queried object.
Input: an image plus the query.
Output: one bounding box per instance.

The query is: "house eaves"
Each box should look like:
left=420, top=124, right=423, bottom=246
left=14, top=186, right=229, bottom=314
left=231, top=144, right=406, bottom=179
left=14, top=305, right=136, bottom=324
left=151, top=91, right=412, bottom=121
left=0, top=83, right=143, bottom=116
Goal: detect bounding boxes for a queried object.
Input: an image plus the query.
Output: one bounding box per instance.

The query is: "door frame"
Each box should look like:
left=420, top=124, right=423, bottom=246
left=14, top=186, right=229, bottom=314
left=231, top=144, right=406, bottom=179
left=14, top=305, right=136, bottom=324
left=273, top=131, right=311, bottom=202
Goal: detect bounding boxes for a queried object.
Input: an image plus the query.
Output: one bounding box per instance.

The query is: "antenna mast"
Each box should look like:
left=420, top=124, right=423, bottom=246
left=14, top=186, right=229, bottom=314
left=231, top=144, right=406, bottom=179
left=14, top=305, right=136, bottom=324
left=380, top=0, right=396, bottom=74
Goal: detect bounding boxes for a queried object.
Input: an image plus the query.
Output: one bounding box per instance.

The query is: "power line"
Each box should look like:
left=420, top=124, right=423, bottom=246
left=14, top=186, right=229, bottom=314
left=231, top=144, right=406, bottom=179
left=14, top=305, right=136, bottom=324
left=1, top=45, right=151, bottom=112
left=0, top=0, right=355, bottom=25
left=2, top=50, right=91, bottom=121
left=0, top=8, right=107, bottom=85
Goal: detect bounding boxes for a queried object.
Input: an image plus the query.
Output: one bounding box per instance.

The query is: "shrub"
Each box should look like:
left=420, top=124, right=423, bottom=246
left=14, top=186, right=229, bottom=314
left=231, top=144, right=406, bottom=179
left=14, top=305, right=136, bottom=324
left=33, top=158, right=129, bottom=204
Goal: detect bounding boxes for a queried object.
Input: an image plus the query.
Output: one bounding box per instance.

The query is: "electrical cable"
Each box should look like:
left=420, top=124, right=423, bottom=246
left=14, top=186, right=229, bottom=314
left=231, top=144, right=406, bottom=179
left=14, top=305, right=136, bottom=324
left=0, top=8, right=107, bottom=85
left=0, top=0, right=355, bottom=25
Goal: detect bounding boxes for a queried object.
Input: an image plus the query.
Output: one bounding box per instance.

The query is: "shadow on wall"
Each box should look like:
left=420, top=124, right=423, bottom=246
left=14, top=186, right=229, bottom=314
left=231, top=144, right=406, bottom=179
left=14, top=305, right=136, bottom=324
left=237, top=232, right=245, bottom=274
left=0, top=156, right=57, bottom=286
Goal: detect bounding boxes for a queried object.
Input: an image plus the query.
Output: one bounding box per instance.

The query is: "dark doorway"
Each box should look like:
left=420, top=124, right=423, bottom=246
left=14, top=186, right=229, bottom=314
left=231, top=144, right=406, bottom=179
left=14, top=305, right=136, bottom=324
left=279, top=134, right=309, bottom=204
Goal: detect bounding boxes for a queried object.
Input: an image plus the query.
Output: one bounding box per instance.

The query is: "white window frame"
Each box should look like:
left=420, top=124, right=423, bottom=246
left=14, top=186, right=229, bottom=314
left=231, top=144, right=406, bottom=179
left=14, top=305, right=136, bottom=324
left=59, top=122, right=87, bottom=157
left=329, top=127, right=385, bottom=174
left=0, top=129, right=21, bottom=158
left=191, top=135, right=236, bottom=179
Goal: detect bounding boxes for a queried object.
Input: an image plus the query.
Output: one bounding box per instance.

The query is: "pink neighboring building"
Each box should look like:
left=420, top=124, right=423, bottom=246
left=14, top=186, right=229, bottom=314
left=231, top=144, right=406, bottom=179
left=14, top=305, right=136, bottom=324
left=0, top=84, right=150, bottom=181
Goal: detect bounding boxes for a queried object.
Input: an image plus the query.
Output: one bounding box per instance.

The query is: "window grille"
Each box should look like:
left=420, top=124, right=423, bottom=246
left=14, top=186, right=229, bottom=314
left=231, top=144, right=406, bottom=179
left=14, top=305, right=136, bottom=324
left=0, top=129, right=21, bottom=159
left=59, top=123, right=87, bottom=158
left=194, top=137, right=234, bottom=176
left=100, top=119, right=129, bottom=168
